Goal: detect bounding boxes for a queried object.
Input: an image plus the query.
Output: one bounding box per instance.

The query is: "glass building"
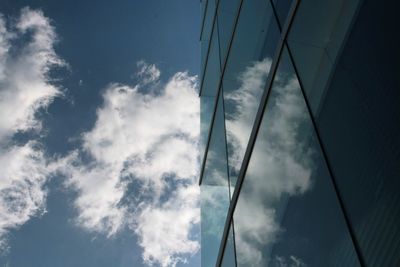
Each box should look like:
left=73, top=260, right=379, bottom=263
left=199, top=0, right=400, bottom=266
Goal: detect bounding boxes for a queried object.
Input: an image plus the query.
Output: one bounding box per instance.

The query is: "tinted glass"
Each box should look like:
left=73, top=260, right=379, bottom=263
left=313, top=1, right=400, bottom=265
left=200, top=0, right=216, bottom=69
left=287, top=0, right=360, bottom=114
left=201, top=0, right=207, bottom=21
left=222, top=0, right=280, bottom=190
left=232, top=48, right=360, bottom=267
left=200, top=92, right=230, bottom=267
left=221, top=223, right=237, bottom=267
left=201, top=185, right=230, bottom=267
left=216, top=0, right=241, bottom=64
left=201, top=27, right=221, bottom=97
left=272, top=0, right=293, bottom=27
left=200, top=96, right=215, bottom=164
left=201, top=92, right=228, bottom=186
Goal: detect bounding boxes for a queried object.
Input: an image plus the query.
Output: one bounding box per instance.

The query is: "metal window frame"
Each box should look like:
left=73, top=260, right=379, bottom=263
left=212, top=0, right=368, bottom=266
left=214, top=1, right=301, bottom=265
left=198, top=0, right=244, bottom=186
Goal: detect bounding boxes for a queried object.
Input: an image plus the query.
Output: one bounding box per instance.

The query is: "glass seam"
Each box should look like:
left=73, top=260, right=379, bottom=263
left=199, top=0, right=219, bottom=96
left=199, top=0, right=209, bottom=41
left=199, top=0, right=244, bottom=185
left=215, top=1, right=301, bottom=266
left=284, top=38, right=367, bottom=267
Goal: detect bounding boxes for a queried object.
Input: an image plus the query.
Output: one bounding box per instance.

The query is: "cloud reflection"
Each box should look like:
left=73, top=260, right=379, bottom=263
left=229, top=60, right=314, bottom=266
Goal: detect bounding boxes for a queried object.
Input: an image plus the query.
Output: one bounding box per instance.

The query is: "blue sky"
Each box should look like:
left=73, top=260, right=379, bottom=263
left=0, top=1, right=201, bottom=266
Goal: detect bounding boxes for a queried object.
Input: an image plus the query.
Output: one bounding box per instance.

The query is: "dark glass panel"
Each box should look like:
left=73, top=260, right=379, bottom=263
left=200, top=96, right=215, bottom=164
left=287, top=0, right=360, bottom=114
left=272, top=0, right=293, bottom=27
left=221, top=223, right=237, bottom=267
left=201, top=0, right=207, bottom=21
left=216, top=0, right=241, bottom=64
left=201, top=92, right=230, bottom=267
left=222, top=0, right=280, bottom=190
left=201, top=92, right=228, bottom=186
left=314, top=1, right=400, bottom=265
left=232, top=48, right=360, bottom=267
left=201, top=27, right=221, bottom=97
left=201, top=0, right=216, bottom=70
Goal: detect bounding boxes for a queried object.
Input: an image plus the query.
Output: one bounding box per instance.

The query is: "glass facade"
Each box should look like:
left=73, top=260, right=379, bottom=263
left=199, top=0, right=400, bottom=266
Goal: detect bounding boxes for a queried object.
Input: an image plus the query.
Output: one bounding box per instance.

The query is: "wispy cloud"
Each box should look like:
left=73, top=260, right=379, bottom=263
left=57, top=62, right=200, bottom=266
left=0, top=7, right=65, bottom=250
left=136, top=60, right=161, bottom=86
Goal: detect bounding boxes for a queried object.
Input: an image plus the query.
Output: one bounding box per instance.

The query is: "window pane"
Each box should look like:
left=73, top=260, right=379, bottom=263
left=222, top=0, right=280, bottom=190
left=287, top=0, right=360, bottom=114
left=201, top=185, right=230, bottom=267
left=201, top=92, right=228, bottom=186
left=221, top=223, right=237, bottom=267
left=201, top=92, right=230, bottom=267
left=200, top=96, right=215, bottom=164
left=217, top=0, right=241, bottom=64
left=311, top=1, right=400, bottom=265
left=201, top=0, right=207, bottom=21
left=272, top=0, right=293, bottom=27
left=201, top=0, right=216, bottom=71
left=201, top=27, right=221, bottom=97
left=232, top=48, right=360, bottom=267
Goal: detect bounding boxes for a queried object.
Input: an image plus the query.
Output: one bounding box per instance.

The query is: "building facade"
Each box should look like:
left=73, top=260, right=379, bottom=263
left=199, top=0, right=400, bottom=266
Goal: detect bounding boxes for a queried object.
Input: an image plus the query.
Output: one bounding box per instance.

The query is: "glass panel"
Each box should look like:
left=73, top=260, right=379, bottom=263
left=201, top=92, right=230, bottom=267
left=222, top=0, right=280, bottom=190
left=272, top=0, right=293, bottom=27
left=201, top=92, right=227, bottom=186
left=201, top=185, right=230, bottom=267
left=313, top=1, right=400, bottom=265
left=201, top=0, right=216, bottom=71
left=287, top=0, right=360, bottom=115
left=217, top=0, right=241, bottom=64
left=201, top=0, right=207, bottom=21
left=200, top=96, right=215, bottom=164
left=221, top=222, right=237, bottom=267
left=201, top=27, right=221, bottom=97
left=232, top=48, right=361, bottom=267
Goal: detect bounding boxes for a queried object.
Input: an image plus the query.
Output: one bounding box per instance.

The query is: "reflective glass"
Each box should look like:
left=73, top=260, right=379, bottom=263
left=312, top=1, right=400, bottom=265
left=201, top=185, right=230, bottom=267
left=201, top=0, right=216, bottom=70
left=222, top=0, right=280, bottom=190
left=201, top=92, right=230, bottom=267
left=216, top=0, right=241, bottom=64
left=287, top=0, right=360, bottom=114
left=201, top=27, right=221, bottom=97
left=232, top=48, right=360, bottom=267
left=272, top=0, right=293, bottom=27
left=201, top=0, right=207, bottom=21
left=221, top=223, right=237, bottom=267
left=200, top=96, right=215, bottom=164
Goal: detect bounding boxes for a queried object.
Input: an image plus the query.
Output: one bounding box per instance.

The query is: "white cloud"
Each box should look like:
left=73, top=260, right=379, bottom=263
left=0, top=7, right=65, bottom=140
left=0, top=8, right=200, bottom=266
left=136, top=60, right=161, bottom=86
left=133, top=184, right=200, bottom=267
left=57, top=62, right=200, bottom=266
left=0, top=142, right=51, bottom=251
left=0, top=8, right=64, bottom=249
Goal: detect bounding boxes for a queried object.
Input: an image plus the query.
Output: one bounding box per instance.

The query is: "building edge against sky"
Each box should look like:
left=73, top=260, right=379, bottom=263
left=199, top=0, right=400, bottom=266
